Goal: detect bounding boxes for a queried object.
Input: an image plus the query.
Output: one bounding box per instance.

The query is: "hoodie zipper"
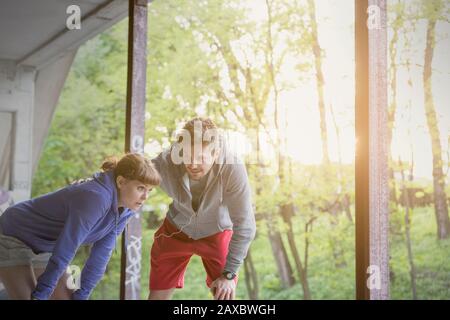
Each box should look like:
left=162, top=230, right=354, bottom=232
left=194, top=170, right=224, bottom=238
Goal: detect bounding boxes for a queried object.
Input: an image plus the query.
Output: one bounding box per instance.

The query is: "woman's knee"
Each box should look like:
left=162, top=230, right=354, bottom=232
left=0, top=265, right=35, bottom=299
left=33, top=267, right=73, bottom=300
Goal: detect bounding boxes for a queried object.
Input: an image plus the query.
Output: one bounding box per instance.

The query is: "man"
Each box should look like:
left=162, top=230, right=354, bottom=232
left=149, top=117, right=256, bottom=300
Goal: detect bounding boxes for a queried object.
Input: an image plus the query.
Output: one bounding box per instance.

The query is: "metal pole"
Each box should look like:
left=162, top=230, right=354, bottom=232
left=367, top=0, right=389, bottom=300
left=120, top=0, right=148, bottom=300
left=355, top=0, right=389, bottom=300
left=355, top=0, right=370, bottom=300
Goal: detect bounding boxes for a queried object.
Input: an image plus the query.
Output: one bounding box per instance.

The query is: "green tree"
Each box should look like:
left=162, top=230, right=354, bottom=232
left=421, top=0, right=450, bottom=239
left=32, top=23, right=128, bottom=195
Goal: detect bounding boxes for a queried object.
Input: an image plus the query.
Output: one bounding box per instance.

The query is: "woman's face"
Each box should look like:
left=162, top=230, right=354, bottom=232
left=116, top=176, right=154, bottom=211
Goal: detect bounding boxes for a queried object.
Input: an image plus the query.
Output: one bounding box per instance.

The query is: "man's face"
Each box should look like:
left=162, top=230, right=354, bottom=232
left=184, top=144, right=219, bottom=180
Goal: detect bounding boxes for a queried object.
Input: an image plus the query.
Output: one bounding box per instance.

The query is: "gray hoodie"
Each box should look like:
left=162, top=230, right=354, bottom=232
left=152, top=145, right=256, bottom=274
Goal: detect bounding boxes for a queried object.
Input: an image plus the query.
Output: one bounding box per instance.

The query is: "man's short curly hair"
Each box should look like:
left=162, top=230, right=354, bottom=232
left=178, top=117, right=219, bottom=146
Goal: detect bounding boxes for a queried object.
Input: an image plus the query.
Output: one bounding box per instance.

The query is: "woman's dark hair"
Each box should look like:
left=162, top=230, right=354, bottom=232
left=101, top=153, right=161, bottom=186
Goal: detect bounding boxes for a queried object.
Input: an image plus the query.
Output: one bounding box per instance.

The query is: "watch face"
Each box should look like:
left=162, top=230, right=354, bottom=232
left=224, top=272, right=235, bottom=280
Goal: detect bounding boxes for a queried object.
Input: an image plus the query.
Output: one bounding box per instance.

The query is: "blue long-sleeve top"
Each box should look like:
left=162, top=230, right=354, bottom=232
left=0, top=170, right=134, bottom=300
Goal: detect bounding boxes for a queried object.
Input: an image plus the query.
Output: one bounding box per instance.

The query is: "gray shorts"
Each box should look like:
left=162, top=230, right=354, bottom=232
left=0, top=224, right=50, bottom=269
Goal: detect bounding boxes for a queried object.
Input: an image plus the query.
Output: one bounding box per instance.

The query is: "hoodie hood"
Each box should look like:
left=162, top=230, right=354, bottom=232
left=92, top=170, right=120, bottom=218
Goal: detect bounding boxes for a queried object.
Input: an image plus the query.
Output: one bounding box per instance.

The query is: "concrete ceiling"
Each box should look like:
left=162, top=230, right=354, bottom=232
left=0, top=0, right=129, bottom=69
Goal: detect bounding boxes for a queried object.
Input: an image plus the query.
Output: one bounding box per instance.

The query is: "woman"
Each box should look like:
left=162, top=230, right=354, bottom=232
left=0, top=153, right=160, bottom=300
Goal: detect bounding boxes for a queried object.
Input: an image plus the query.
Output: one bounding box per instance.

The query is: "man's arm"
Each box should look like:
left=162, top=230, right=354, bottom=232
left=152, top=149, right=171, bottom=193
left=211, top=163, right=255, bottom=300
left=222, top=163, right=256, bottom=274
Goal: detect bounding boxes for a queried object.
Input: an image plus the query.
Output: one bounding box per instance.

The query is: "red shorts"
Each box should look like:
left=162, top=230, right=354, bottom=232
left=149, top=218, right=236, bottom=290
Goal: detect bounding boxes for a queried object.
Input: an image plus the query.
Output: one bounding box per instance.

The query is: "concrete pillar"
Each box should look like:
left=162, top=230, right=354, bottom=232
left=0, top=60, right=36, bottom=202
left=0, top=51, right=75, bottom=203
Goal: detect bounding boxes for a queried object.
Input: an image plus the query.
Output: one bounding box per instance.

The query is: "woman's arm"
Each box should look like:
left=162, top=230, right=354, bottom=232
left=72, top=223, right=124, bottom=300
left=31, top=190, right=105, bottom=300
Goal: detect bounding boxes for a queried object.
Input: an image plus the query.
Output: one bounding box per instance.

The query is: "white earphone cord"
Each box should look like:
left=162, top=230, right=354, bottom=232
left=154, top=213, right=195, bottom=239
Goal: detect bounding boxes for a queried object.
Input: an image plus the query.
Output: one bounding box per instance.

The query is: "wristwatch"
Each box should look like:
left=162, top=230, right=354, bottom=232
left=222, top=271, right=237, bottom=280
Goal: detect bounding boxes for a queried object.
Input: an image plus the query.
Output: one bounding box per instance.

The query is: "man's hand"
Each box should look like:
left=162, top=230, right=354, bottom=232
left=210, top=276, right=236, bottom=300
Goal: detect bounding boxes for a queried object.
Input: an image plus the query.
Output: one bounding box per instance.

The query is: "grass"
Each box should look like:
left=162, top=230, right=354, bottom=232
left=389, top=207, right=450, bottom=299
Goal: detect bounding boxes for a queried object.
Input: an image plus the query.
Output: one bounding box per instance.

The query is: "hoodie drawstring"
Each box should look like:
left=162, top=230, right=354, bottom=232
left=114, top=210, right=118, bottom=254
left=219, top=172, right=223, bottom=204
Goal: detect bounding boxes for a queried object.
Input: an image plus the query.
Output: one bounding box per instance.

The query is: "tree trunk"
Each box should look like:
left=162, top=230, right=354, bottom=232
left=329, top=102, right=353, bottom=222
left=243, top=248, right=259, bottom=299
left=304, top=217, right=316, bottom=279
left=280, top=203, right=312, bottom=299
left=343, top=193, right=353, bottom=223
left=310, top=0, right=350, bottom=266
left=307, top=0, right=329, bottom=164
left=264, top=0, right=297, bottom=290
left=266, top=217, right=296, bottom=288
left=328, top=212, right=347, bottom=269
left=256, top=124, right=294, bottom=288
left=423, top=19, right=450, bottom=239
left=399, top=158, right=418, bottom=299
left=387, top=1, right=402, bottom=205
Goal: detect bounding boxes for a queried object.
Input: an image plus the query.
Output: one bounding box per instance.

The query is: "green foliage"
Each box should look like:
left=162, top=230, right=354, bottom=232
left=390, top=207, right=450, bottom=299
left=32, top=20, right=129, bottom=196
